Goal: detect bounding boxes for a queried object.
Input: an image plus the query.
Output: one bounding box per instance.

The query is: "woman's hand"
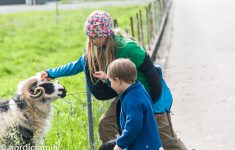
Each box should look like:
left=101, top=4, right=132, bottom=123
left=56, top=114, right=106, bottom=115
left=39, top=71, right=52, bottom=81
left=93, top=71, right=108, bottom=80
left=113, top=145, right=122, bottom=150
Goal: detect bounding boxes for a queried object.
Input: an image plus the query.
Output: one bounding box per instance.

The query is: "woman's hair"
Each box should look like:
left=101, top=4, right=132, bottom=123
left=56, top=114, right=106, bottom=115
left=86, top=35, right=115, bottom=82
left=107, top=58, right=137, bottom=84
left=86, top=28, right=135, bottom=84
left=84, top=10, right=137, bottom=84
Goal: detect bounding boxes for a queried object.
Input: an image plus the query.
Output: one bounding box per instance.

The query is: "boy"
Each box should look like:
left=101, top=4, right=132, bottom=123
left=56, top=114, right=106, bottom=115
left=93, top=58, right=162, bottom=150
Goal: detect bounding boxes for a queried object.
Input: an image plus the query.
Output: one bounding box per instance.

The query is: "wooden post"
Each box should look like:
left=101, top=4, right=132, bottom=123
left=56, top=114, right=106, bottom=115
left=130, top=17, right=135, bottom=38
left=136, top=13, right=141, bottom=44
left=157, top=0, right=162, bottom=26
left=125, top=27, right=129, bottom=34
left=113, top=19, right=118, bottom=28
left=56, top=0, right=59, bottom=24
left=159, top=0, right=164, bottom=16
left=139, top=10, right=145, bottom=49
left=149, top=3, right=154, bottom=39
left=146, top=7, right=150, bottom=50
left=154, top=0, right=158, bottom=32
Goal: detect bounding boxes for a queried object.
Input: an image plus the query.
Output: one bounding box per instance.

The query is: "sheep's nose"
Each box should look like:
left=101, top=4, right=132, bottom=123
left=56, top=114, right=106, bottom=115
left=59, top=88, right=67, bottom=98
left=59, top=88, right=66, bottom=92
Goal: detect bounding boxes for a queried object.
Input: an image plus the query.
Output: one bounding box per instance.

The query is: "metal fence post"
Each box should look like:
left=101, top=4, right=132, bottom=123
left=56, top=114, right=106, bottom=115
left=85, top=51, right=95, bottom=150
left=86, top=84, right=95, bottom=150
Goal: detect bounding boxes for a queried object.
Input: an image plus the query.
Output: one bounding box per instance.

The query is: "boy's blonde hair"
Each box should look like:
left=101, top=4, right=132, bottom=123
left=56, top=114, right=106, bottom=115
left=107, top=58, right=137, bottom=84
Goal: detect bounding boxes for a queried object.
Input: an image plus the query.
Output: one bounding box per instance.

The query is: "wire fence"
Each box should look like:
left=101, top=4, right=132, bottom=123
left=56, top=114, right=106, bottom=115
left=112, top=0, right=171, bottom=56
left=0, top=0, right=171, bottom=149
left=42, top=91, right=110, bottom=149
left=0, top=91, right=109, bottom=149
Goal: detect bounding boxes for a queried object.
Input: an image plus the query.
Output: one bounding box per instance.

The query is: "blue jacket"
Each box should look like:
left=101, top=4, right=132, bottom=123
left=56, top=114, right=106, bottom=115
left=47, top=54, right=173, bottom=113
left=47, top=54, right=118, bottom=100
left=117, top=81, right=161, bottom=150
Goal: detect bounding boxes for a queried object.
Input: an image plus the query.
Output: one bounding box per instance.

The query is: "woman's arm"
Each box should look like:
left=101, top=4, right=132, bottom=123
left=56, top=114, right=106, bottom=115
left=139, top=53, right=162, bottom=102
left=46, top=54, right=85, bottom=79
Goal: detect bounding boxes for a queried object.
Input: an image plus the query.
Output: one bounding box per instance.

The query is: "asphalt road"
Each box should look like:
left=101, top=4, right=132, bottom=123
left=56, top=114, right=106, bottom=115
left=157, top=0, right=235, bottom=149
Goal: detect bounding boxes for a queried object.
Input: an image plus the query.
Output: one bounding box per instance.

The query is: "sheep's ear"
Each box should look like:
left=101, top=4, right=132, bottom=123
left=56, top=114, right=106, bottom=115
left=21, top=78, right=38, bottom=100
left=20, top=77, right=46, bottom=101
left=29, top=82, right=38, bottom=92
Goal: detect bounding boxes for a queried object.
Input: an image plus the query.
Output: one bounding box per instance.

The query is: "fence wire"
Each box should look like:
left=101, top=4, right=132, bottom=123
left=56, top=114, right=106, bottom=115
left=44, top=92, right=111, bottom=149
left=0, top=92, right=111, bottom=150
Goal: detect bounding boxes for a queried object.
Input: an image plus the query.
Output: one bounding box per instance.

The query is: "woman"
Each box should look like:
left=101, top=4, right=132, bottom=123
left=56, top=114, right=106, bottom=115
left=40, top=10, right=186, bottom=150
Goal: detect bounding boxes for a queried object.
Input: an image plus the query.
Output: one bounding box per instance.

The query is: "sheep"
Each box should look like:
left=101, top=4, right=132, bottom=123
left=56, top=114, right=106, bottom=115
left=0, top=77, right=66, bottom=149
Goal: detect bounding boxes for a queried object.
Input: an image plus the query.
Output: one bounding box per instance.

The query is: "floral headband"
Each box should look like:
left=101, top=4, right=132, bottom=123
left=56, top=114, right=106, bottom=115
left=84, top=11, right=113, bottom=38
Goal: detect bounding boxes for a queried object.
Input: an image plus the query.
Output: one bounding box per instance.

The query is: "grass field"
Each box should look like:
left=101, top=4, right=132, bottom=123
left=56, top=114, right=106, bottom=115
left=0, top=5, right=147, bottom=149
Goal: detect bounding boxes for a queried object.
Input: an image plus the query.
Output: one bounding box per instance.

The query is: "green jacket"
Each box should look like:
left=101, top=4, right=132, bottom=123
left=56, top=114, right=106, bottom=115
left=114, top=35, right=151, bottom=93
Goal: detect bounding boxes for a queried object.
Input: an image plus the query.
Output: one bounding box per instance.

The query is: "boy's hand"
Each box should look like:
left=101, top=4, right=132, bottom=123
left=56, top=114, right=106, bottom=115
left=93, top=71, right=107, bottom=80
left=113, top=145, right=122, bottom=150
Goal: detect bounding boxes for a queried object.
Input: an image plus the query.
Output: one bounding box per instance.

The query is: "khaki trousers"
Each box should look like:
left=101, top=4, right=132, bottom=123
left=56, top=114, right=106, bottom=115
left=98, top=98, right=120, bottom=143
left=98, top=98, right=187, bottom=150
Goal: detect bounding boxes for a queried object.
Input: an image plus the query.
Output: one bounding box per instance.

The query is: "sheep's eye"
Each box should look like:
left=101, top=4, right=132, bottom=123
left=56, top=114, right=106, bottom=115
left=39, top=83, right=54, bottom=94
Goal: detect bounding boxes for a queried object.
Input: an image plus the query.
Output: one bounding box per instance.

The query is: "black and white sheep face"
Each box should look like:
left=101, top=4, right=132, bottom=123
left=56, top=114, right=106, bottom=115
left=37, top=81, right=67, bottom=101
left=18, top=78, right=67, bottom=103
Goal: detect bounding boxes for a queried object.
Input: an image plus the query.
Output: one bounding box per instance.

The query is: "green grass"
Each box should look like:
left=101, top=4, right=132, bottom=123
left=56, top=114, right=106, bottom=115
left=0, top=5, right=148, bottom=149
